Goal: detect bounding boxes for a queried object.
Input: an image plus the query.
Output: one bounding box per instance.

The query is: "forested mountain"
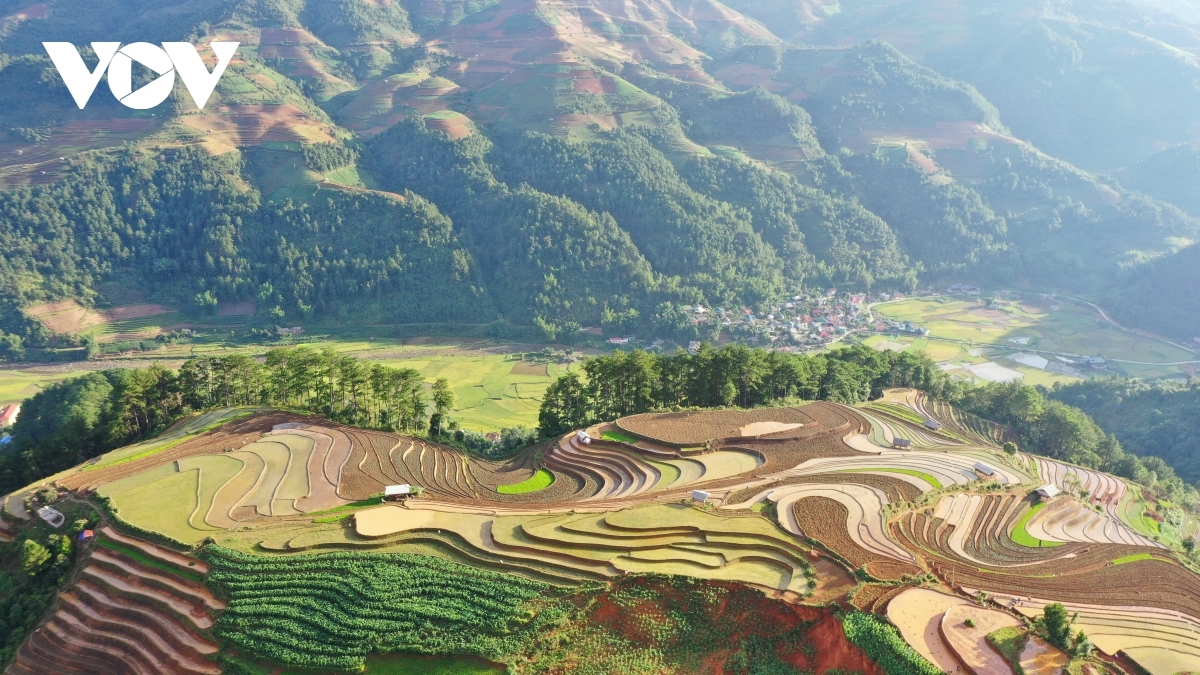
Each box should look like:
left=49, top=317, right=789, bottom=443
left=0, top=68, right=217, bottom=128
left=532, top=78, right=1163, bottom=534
left=1051, top=378, right=1200, bottom=484
left=1, top=0, right=1200, bottom=345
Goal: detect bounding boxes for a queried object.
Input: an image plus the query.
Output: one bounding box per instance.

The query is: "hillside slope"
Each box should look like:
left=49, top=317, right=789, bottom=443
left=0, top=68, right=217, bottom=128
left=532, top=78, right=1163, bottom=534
left=0, top=0, right=1196, bottom=344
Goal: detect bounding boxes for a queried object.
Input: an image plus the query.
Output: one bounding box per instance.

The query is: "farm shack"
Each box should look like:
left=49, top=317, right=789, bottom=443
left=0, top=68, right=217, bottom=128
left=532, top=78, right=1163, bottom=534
left=576, top=430, right=592, bottom=445
left=0, top=404, right=19, bottom=427
left=35, top=506, right=65, bottom=528
left=691, top=490, right=711, bottom=503
left=974, top=461, right=996, bottom=477
left=892, top=438, right=912, bottom=449
left=384, top=484, right=412, bottom=501
left=923, top=418, right=941, bottom=430
left=1035, top=484, right=1061, bottom=500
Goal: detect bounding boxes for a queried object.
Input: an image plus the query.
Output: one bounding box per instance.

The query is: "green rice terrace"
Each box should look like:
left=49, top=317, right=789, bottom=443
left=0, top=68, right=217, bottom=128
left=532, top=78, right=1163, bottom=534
left=868, top=296, right=1198, bottom=383
left=2, top=389, right=1199, bottom=674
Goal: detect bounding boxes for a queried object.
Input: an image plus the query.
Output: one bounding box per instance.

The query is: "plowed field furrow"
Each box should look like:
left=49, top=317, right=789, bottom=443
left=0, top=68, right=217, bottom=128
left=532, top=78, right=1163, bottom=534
left=386, top=441, right=420, bottom=486
left=585, top=442, right=649, bottom=495
left=88, top=552, right=223, bottom=611
left=50, top=610, right=167, bottom=675
left=13, top=626, right=132, bottom=675
left=440, top=447, right=471, bottom=498
left=400, top=441, right=424, bottom=485
left=436, top=447, right=464, bottom=497
left=554, top=439, right=623, bottom=499
left=360, top=433, right=403, bottom=485
left=541, top=455, right=601, bottom=500
left=337, top=436, right=378, bottom=500
left=59, top=593, right=219, bottom=674
left=74, top=580, right=217, bottom=655
left=432, top=446, right=456, bottom=496
left=970, top=495, right=1000, bottom=555
left=416, top=443, right=439, bottom=491
left=567, top=439, right=636, bottom=496
left=81, top=565, right=212, bottom=629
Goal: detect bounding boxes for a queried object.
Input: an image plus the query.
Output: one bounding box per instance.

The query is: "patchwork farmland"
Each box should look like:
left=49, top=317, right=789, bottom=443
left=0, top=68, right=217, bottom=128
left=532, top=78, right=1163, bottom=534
left=2, top=389, right=1196, bottom=674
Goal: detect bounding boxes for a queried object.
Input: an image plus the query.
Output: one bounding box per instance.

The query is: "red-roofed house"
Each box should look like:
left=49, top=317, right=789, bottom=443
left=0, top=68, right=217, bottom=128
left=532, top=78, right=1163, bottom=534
left=0, top=404, right=18, bottom=427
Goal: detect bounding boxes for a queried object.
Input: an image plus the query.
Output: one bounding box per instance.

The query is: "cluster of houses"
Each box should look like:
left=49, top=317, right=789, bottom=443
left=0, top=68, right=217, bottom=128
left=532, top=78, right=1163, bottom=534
left=678, top=289, right=878, bottom=350
left=596, top=285, right=1004, bottom=352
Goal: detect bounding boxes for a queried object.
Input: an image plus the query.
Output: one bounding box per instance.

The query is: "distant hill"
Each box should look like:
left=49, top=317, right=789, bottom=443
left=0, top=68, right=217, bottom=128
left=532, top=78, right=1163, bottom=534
left=1119, top=144, right=1200, bottom=218
left=0, top=0, right=1199, bottom=349
left=1110, top=242, right=1200, bottom=342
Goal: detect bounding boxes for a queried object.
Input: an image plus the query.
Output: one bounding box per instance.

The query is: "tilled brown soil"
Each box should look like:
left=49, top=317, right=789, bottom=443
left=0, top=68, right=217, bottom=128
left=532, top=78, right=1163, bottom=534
left=726, top=472, right=922, bottom=506
left=892, top=510, right=1200, bottom=620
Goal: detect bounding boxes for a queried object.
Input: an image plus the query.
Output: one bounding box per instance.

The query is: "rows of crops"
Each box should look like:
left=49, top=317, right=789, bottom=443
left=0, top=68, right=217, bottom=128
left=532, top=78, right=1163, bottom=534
left=202, top=546, right=557, bottom=671
left=841, top=611, right=943, bottom=675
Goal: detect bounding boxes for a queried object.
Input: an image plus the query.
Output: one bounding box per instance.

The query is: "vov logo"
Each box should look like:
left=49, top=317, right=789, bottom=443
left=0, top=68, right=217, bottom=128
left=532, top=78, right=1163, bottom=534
left=42, top=42, right=239, bottom=110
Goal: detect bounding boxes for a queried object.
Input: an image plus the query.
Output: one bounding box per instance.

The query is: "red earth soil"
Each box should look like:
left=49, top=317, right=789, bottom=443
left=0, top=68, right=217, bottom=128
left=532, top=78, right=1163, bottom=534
left=580, top=577, right=884, bottom=675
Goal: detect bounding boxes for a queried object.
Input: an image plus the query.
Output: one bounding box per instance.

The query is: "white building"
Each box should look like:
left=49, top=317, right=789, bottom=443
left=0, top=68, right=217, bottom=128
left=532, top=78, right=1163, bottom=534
left=384, top=484, right=412, bottom=499
left=36, top=506, right=65, bottom=528
left=1035, top=484, right=1061, bottom=499
left=691, top=490, right=711, bottom=503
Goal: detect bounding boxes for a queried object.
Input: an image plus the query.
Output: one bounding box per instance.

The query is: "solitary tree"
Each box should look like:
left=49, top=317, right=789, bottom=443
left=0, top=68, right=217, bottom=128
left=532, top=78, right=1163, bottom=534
left=430, top=378, right=454, bottom=436
left=1039, top=603, right=1074, bottom=650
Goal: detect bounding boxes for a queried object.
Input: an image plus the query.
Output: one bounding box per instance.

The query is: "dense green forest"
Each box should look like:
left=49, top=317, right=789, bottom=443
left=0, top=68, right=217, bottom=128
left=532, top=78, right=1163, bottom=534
left=0, top=146, right=494, bottom=349
left=539, top=345, right=1198, bottom=506
left=1108, top=243, right=1200, bottom=342
left=0, top=0, right=1197, bottom=348
left=1050, top=378, right=1200, bottom=484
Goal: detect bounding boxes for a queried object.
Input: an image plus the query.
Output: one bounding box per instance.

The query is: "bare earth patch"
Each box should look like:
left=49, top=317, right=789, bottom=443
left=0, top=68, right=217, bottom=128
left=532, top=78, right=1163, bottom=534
left=24, top=300, right=105, bottom=333
left=740, top=421, right=803, bottom=437
left=886, top=588, right=968, bottom=673
left=940, top=604, right=1020, bottom=675
left=1019, top=635, right=1070, bottom=675
left=354, top=505, right=434, bottom=537
left=24, top=300, right=173, bottom=334
left=510, top=361, right=549, bottom=376
left=104, top=304, right=173, bottom=320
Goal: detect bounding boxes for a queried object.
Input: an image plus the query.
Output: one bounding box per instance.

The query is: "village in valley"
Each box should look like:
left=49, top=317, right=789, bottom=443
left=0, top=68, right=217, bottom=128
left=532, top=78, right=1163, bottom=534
left=606, top=285, right=1199, bottom=386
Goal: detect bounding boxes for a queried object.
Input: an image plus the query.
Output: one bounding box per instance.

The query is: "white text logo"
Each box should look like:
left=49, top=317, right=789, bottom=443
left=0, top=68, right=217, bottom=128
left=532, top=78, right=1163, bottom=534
left=42, top=41, right=239, bottom=110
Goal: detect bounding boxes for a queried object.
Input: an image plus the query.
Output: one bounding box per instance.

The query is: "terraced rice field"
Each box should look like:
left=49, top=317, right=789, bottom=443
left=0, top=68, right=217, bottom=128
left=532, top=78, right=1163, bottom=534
left=875, top=297, right=1195, bottom=380
left=1011, top=598, right=1200, bottom=675
left=4, top=388, right=1196, bottom=675
left=6, top=527, right=224, bottom=675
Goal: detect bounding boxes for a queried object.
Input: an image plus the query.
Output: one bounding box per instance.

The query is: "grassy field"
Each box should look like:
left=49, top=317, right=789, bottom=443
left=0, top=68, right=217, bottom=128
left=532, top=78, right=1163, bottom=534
left=0, top=368, right=76, bottom=410
left=107, top=468, right=212, bottom=545
left=496, top=469, right=554, bottom=494
left=871, top=296, right=1196, bottom=382
left=1, top=336, right=567, bottom=432
left=1010, top=503, right=1064, bottom=548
